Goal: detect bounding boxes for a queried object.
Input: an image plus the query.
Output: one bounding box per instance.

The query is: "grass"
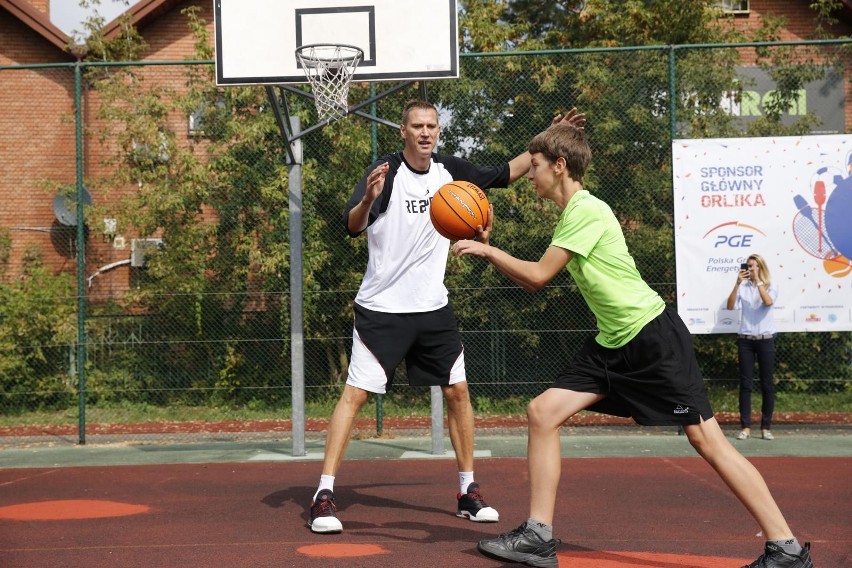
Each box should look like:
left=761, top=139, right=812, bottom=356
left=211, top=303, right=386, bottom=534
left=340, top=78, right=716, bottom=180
left=1, top=388, right=850, bottom=428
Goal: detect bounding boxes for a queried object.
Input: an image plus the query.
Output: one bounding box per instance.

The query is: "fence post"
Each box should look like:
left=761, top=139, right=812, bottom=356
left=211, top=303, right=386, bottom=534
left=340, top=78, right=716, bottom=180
left=669, top=45, right=677, bottom=141
left=75, top=61, right=88, bottom=445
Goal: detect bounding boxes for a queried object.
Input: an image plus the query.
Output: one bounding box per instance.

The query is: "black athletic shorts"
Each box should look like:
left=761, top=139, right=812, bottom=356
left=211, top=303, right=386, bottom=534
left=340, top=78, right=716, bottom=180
left=553, top=307, right=714, bottom=426
left=352, top=302, right=464, bottom=389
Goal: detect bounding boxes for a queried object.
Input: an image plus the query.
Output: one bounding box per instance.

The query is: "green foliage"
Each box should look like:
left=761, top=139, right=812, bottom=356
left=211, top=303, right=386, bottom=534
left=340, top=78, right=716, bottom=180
left=7, top=1, right=846, bottom=423
left=0, top=228, right=10, bottom=271
left=0, top=252, right=76, bottom=411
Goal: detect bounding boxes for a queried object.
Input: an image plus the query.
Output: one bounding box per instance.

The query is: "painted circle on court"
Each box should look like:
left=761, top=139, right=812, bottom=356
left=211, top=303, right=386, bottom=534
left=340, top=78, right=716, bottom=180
left=561, top=550, right=750, bottom=567
left=297, top=543, right=390, bottom=558
left=0, top=500, right=150, bottom=520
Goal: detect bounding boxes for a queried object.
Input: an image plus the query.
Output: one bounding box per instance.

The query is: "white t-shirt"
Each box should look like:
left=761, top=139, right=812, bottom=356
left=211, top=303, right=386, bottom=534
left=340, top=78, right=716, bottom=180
left=344, top=152, right=509, bottom=313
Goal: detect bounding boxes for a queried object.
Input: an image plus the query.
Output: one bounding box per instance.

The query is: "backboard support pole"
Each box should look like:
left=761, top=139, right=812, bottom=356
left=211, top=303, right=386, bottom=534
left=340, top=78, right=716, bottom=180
left=265, top=86, right=298, bottom=164
left=288, top=116, right=306, bottom=457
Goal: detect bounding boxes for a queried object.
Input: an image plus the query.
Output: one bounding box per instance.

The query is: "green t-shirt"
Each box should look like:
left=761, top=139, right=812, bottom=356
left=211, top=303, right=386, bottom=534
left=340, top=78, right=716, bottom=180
left=551, top=190, right=665, bottom=348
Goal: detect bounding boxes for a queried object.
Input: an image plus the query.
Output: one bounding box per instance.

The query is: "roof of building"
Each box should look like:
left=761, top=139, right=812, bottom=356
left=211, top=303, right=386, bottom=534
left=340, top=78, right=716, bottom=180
left=0, top=0, right=70, bottom=52
left=0, top=0, right=181, bottom=57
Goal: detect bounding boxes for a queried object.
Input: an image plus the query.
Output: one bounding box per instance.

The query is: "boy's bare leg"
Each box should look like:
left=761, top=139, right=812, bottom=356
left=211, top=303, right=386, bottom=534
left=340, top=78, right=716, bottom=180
left=526, top=389, right=605, bottom=524
left=321, top=384, right=369, bottom=476
left=683, top=417, right=793, bottom=540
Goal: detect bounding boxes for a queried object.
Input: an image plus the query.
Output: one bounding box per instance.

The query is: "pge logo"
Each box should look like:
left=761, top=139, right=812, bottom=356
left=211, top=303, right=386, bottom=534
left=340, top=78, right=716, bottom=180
left=703, top=221, right=767, bottom=248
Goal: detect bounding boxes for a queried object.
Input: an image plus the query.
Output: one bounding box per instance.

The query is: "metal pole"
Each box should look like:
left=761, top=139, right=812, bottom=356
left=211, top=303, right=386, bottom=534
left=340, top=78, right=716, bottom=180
left=430, top=386, right=445, bottom=455
left=368, top=82, right=384, bottom=436
left=289, top=117, right=306, bottom=456
left=74, top=62, right=87, bottom=445
left=417, top=80, right=445, bottom=453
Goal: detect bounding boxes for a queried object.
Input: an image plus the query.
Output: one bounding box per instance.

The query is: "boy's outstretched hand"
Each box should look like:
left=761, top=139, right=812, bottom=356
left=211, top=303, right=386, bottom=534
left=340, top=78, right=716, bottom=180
left=452, top=238, right=489, bottom=259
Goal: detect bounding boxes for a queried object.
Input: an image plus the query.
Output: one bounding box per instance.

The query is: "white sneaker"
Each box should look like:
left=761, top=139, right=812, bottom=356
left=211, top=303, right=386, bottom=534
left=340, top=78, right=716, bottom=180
left=309, top=489, right=343, bottom=533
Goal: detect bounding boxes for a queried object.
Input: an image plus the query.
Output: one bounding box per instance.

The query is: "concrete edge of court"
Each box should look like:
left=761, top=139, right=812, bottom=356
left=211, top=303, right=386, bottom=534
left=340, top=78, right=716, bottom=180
left=1, top=424, right=849, bottom=469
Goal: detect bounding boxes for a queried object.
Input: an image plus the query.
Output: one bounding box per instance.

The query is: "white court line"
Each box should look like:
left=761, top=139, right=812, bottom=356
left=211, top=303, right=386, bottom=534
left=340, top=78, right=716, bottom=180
left=400, top=449, right=492, bottom=459
left=248, top=452, right=324, bottom=461
left=248, top=449, right=492, bottom=461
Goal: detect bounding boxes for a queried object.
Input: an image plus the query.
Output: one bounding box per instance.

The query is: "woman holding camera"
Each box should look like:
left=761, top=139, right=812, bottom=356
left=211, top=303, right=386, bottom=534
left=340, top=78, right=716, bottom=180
left=726, top=254, right=778, bottom=441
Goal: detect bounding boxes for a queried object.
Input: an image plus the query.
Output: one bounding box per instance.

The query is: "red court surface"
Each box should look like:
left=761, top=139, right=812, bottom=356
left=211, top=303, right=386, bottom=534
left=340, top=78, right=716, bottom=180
left=1, top=456, right=849, bottom=567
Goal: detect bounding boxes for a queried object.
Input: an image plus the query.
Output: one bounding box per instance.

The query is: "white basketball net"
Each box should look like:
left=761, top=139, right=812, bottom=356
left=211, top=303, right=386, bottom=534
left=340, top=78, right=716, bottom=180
left=295, top=44, right=363, bottom=121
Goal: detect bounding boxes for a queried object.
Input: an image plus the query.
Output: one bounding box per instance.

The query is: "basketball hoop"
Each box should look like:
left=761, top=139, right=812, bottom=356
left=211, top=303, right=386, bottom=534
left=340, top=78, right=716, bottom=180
left=295, top=43, right=363, bottom=121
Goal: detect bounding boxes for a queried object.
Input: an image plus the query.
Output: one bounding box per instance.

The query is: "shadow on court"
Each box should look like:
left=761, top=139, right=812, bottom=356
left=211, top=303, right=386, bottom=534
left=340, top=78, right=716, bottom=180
left=0, top=453, right=849, bottom=567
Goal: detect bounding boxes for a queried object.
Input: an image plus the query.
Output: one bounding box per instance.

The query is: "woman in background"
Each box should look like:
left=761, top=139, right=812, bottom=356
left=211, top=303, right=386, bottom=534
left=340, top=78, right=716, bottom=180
left=727, top=254, right=778, bottom=441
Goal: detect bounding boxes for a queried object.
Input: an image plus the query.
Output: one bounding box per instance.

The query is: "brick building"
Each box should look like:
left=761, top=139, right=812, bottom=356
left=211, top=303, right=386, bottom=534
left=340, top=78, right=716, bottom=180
left=0, top=0, right=850, bottom=297
left=0, top=0, right=210, bottom=297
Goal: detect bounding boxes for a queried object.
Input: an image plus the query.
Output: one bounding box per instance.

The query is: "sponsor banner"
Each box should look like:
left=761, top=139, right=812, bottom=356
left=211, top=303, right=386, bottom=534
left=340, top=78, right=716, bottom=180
left=672, top=135, right=852, bottom=333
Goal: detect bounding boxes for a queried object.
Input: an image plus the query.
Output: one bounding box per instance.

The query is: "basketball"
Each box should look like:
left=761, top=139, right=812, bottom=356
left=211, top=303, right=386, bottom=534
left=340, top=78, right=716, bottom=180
left=429, top=181, right=490, bottom=241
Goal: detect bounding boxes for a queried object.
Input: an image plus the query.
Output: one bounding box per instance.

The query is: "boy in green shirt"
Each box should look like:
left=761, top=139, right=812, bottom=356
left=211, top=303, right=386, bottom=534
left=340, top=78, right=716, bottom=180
left=451, top=124, right=812, bottom=568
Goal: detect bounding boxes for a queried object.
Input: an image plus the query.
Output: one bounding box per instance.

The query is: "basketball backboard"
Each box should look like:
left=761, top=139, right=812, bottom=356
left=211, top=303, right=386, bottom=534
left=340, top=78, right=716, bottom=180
left=214, top=0, right=459, bottom=86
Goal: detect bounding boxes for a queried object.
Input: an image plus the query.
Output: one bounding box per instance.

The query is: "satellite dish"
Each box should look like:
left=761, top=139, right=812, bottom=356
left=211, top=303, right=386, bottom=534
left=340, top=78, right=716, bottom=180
left=53, top=186, right=93, bottom=226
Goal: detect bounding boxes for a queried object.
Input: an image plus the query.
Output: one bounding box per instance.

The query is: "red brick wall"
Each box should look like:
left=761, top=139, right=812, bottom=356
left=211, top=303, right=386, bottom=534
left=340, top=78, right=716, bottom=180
left=0, top=8, right=78, bottom=281
left=0, top=1, right=215, bottom=294
left=728, top=0, right=826, bottom=39
left=722, top=0, right=852, bottom=132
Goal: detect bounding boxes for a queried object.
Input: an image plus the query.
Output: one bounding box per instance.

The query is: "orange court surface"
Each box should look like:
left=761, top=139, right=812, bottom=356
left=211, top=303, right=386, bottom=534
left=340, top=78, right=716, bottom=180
left=1, top=430, right=850, bottom=568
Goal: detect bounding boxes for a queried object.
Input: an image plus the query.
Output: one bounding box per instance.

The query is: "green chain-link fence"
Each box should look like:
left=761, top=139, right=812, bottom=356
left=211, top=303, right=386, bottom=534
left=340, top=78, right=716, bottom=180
left=1, top=41, right=850, bottom=444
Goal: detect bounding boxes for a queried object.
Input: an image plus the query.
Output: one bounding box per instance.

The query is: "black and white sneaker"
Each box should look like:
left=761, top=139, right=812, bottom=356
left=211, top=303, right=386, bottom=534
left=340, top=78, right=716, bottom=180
left=742, top=542, right=814, bottom=568
left=478, top=522, right=559, bottom=567
left=308, top=489, right=343, bottom=534
left=456, top=482, right=499, bottom=522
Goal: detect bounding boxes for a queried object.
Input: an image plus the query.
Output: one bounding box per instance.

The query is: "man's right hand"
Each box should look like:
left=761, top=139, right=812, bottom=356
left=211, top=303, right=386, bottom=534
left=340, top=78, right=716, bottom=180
left=364, top=162, right=389, bottom=204
left=551, top=107, right=587, bottom=130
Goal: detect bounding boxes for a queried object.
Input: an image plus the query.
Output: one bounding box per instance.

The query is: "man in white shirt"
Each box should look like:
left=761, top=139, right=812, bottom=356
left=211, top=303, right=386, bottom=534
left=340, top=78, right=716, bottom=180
left=307, top=100, right=585, bottom=534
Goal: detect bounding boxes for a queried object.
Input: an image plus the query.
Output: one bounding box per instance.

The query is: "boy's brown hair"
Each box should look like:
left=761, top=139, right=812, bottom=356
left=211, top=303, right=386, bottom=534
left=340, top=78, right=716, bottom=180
left=528, top=124, right=591, bottom=182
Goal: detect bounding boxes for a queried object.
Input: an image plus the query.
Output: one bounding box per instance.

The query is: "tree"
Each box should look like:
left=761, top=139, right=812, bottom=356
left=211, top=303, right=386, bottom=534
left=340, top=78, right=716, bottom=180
left=47, top=0, right=847, bottom=417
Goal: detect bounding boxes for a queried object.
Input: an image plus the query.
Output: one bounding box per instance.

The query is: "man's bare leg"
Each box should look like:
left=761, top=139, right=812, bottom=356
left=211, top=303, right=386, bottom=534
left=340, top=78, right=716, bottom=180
left=309, top=384, right=369, bottom=533
left=443, top=381, right=474, bottom=472
left=443, top=381, right=499, bottom=522
left=321, top=384, right=369, bottom=476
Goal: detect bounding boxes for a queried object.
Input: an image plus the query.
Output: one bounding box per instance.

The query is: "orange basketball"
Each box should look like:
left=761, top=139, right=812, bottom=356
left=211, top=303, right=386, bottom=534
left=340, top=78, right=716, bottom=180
left=429, top=181, right=489, bottom=241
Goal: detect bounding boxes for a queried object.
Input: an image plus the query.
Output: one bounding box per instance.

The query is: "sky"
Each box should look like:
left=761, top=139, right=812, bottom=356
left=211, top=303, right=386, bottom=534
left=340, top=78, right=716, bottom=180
left=50, top=0, right=133, bottom=39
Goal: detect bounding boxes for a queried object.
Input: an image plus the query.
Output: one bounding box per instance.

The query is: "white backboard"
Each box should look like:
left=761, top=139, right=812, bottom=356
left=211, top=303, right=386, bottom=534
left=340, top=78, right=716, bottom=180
left=214, top=0, right=459, bottom=85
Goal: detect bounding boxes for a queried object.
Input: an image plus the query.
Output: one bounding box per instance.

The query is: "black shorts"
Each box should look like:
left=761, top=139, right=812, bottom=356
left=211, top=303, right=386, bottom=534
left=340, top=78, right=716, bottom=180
left=553, top=307, right=714, bottom=426
left=352, top=302, right=465, bottom=390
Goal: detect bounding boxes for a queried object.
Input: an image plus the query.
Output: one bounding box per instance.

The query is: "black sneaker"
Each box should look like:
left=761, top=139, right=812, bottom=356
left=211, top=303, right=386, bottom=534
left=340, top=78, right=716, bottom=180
left=308, top=489, right=342, bottom=534
left=742, top=542, right=814, bottom=568
left=477, top=521, right=558, bottom=567
left=456, top=482, right=499, bottom=522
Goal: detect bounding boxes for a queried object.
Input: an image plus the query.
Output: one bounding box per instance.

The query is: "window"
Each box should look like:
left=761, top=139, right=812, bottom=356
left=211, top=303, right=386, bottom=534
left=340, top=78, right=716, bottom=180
left=717, top=0, right=750, bottom=14
left=188, top=99, right=226, bottom=137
